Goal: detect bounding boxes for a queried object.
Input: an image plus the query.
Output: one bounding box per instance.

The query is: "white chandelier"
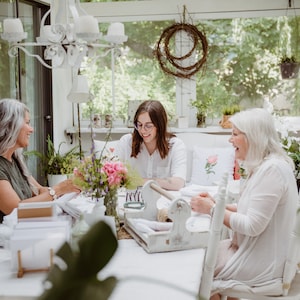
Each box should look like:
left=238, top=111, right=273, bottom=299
left=0, top=0, right=128, bottom=70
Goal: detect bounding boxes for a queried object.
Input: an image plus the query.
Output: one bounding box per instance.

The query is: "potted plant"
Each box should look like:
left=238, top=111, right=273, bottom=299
left=281, top=135, right=300, bottom=191
left=219, top=105, right=240, bottom=129
left=278, top=8, right=300, bottom=79
left=279, top=55, right=300, bottom=79
left=27, top=135, right=82, bottom=186
left=190, top=97, right=212, bottom=128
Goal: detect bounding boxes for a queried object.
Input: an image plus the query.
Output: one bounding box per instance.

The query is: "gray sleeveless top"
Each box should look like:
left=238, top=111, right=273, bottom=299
left=0, top=156, right=32, bottom=222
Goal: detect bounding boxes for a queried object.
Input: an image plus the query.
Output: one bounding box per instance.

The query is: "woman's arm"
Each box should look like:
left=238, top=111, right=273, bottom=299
left=158, top=138, right=186, bottom=190
left=147, top=176, right=185, bottom=191
left=190, top=192, right=235, bottom=229
left=0, top=178, right=81, bottom=216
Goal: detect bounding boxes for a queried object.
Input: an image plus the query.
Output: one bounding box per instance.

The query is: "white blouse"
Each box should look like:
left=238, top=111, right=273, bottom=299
left=115, top=134, right=187, bottom=181
left=213, top=155, right=299, bottom=295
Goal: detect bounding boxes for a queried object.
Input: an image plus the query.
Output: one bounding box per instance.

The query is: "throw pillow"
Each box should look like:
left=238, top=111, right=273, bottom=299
left=190, top=146, right=235, bottom=185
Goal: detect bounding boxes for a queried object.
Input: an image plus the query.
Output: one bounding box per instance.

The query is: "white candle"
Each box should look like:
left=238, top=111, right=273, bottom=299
left=107, top=22, right=125, bottom=36
left=3, top=18, right=24, bottom=33
left=74, top=16, right=99, bottom=34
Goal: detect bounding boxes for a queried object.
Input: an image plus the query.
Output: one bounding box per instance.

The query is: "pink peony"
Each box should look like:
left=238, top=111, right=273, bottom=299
left=207, top=155, right=218, bottom=164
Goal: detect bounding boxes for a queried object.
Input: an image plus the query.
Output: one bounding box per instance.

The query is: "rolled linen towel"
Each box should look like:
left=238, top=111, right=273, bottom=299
left=135, top=218, right=173, bottom=231
left=134, top=222, right=155, bottom=234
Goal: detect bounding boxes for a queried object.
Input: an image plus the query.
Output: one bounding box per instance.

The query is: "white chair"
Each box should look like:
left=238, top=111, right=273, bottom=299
left=219, top=207, right=300, bottom=300
left=198, top=172, right=228, bottom=299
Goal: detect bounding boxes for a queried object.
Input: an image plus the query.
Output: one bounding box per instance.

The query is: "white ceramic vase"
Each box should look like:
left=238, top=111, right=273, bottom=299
left=84, top=198, right=106, bottom=227
left=47, top=174, right=68, bottom=186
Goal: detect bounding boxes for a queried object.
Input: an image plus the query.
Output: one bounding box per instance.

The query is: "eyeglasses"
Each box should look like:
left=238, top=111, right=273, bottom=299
left=134, top=122, right=155, bottom=132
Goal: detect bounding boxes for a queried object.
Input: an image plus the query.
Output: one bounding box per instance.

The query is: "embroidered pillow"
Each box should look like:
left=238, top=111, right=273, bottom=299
left=93, top=140, right=119, bottom=159
left=190, top=146, right=235, bottom=185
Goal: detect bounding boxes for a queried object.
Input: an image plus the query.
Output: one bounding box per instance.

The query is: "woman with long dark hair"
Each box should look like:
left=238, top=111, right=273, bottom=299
left=116, top=100, right=186, bottom=190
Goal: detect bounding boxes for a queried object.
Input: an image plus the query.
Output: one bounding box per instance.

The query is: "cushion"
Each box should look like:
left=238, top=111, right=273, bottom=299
left=93, top=140, right=119, bottom=159
left=176, top=133, right=232, bottom=183
left=190, top=146, right=235, bottom=185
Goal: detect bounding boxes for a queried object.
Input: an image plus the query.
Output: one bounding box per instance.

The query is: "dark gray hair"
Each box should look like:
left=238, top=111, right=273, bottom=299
left=0, top=98, right=31, bottom=179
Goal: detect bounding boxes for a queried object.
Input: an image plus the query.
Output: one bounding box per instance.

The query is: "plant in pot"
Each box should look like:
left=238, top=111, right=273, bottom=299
left=279, top=55, right=300, bottom=79
left=190, top=97, right=212, bottom=128
left=278, top=8, right=300, bottom=79
left=27, top=135, right=82, bottom=186
left=219, top=105, right=240, bottom=129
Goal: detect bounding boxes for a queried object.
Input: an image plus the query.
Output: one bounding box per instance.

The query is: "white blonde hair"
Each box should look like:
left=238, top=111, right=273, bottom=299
left=230, top=108, right=294, bottom=174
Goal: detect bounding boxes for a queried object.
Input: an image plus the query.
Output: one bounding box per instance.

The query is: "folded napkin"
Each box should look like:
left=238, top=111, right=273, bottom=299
left=180, top=184, right=219, bottom=197
left=129, top=218, right=173, bottom=234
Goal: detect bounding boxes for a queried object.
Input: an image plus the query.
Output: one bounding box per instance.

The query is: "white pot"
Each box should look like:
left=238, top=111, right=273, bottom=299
left=84, top=200, right=106, bottom=227
left=47, top=174, right=68, bottom=186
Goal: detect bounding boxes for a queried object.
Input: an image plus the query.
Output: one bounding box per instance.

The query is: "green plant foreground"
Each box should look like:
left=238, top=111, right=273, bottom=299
left=38, top=221, right=118, bottom=300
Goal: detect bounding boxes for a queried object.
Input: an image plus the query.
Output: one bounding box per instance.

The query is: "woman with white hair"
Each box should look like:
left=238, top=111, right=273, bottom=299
left=190, top=108, right=298, bottom=300
left=0, top=98, right=81, bottom=223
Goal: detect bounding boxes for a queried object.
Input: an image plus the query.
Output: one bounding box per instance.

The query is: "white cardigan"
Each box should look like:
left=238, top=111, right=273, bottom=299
left=213, top=155, right=299, bottom=295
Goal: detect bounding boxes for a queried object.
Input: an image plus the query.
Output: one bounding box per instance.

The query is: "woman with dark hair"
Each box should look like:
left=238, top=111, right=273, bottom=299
left=116, top=100, right=186, bottom=190
left=0, top=98, right=81, bottom=223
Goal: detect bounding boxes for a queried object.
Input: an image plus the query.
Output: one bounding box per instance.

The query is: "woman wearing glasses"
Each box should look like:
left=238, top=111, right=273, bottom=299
left=116, top=100, right=187, bottom=191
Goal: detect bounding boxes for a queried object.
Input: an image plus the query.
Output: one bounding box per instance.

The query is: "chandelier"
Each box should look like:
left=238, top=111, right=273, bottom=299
left=0, top=0, right=128, bottom=70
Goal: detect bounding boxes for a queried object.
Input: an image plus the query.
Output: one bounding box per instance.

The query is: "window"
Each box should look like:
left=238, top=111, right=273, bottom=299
left=80, top=16, right=300, bottom=127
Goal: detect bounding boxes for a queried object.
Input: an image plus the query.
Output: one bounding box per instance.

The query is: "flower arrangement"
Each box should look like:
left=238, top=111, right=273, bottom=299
left=73, top=146, right=142, bottom=200
left=205, top=155, right=218, bottom=175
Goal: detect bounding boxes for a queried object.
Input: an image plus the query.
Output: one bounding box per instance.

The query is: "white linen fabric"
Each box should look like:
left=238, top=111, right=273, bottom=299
left=115, top=134, right=187, bottom=181
left=190, top=146, right=235, bottom=185
left=212, top=155, right=299, bottom=295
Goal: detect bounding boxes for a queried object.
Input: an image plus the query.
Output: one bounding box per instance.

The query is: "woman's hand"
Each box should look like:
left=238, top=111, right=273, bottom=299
left=190, top=192, right=215, bottom=215
left=53, top=179, right=81, bottom=197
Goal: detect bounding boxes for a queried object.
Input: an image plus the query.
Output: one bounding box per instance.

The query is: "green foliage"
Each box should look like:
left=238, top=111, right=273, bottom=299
left=280, top=55, right=298, bottom=64
left=79, top=17, right=300, bottom=120
left=25, top=135, right=82, bottom=175
left=222, top=105, right=241, bottom=115
left=281, top=136, right=300, bottom=179
left=190, top=97, right=212, bottom=115
left=38, top=221, right=118, bottom=300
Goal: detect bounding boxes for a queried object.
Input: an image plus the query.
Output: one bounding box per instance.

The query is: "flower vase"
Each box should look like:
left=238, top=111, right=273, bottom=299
left=104, top=189, right=120, bottom=231
left=71, top=214, right=90, bottom=251
left=84, top=197, right=106, bottom=227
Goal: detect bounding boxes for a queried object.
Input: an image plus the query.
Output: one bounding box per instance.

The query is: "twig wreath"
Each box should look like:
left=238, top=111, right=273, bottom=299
left=155, top=22, right=208, bottom=79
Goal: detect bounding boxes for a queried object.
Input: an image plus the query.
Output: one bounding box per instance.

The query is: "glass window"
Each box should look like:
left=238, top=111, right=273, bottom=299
left=80, top=16, right=300, bottom=127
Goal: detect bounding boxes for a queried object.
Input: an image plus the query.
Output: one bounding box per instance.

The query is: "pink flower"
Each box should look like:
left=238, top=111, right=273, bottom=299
left=102, top=161, right=128, bottom=188
left=205, top=155, right=218, bottom=175
left=207, top=155, right=218, bottom=164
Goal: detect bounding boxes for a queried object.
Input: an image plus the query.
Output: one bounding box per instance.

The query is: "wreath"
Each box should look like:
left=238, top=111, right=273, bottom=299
left=155, top=22, right=208, bottom=79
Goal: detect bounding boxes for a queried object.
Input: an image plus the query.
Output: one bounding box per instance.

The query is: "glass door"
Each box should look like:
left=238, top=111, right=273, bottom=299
left=0, top=0, right=52, bottom=183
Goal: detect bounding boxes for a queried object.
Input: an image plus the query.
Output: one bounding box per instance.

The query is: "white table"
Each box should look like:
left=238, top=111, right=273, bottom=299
left=0, top=184, right=240, bottom=299
left=0, top=240, right=204, bottom=300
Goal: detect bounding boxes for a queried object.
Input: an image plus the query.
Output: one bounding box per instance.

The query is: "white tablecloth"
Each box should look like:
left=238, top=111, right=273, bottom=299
left=0, top=239, right=204, bottom=300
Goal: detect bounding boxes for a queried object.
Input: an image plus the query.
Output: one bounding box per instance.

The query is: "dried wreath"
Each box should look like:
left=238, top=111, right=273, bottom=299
left=155, top=22, right=208, bottom=79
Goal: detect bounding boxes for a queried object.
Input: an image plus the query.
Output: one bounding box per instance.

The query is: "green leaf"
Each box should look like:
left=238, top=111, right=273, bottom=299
left=77, top=221, right=118, bottom=277
left=38, top=221, right=118, bottom=300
